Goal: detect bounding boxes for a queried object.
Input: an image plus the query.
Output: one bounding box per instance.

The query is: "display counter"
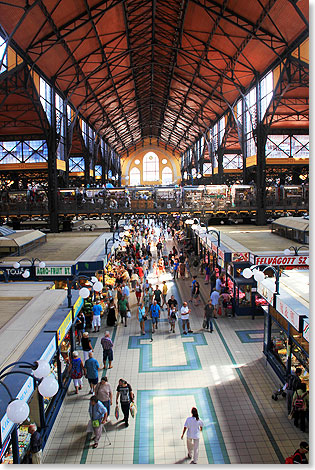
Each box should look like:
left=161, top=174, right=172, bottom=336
left=261, top=277, right=309, bottom=384
left=0, top=425, right=31, bottom=464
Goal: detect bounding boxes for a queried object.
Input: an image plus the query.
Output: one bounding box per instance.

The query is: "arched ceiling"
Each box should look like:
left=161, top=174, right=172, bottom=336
left=0, top=0, right=309, bottom=155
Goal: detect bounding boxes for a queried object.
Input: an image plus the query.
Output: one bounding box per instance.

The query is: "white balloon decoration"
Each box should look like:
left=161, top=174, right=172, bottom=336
left=22, top=270, right=30, bottom=278
left=254, top=270, right=265, bottom=282
left=242, top=268, right=253, bottom=279
left=93, top=281, right=103, bottom=292
left=33, top=360, right=51, bottom=379
left=79, top=287, right=90, bottom=299
left=38, top=261, right=46, bottom=268
left=38, top=376, right=59, bottom=398
left=91, top=276, right=98, bottom=283
left=7, top=400, right=30, bottom=424
left=283, top=249, right=291, bottom=256
left=13, top=262, right=20, bottom=269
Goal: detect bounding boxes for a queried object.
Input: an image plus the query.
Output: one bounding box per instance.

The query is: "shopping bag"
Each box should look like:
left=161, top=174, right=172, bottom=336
left=202, top=319, right=207, bottom=329
left=127, top=311, right=131, bottom=318
left=115, top=405, right=119, bottom=420
left=130, top=402, right=137, bottom=418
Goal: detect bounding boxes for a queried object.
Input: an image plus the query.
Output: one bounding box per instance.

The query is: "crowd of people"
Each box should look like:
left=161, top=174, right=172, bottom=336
left=66, top=217, right=308, bottom=461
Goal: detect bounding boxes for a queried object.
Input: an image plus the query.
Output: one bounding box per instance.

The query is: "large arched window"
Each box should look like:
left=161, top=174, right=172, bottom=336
left=143, top=152, right=159, bottom=181
left=162, top=166, right=173, bottom=185
left=129, top=167, right=141, bottom=186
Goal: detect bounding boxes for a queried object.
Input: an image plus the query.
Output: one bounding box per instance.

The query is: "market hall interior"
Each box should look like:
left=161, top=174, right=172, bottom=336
left=0, top=0, right=309, bottom=465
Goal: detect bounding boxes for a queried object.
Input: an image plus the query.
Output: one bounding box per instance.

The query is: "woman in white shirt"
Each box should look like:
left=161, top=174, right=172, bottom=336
left=181, top=407, right=203, bottom=464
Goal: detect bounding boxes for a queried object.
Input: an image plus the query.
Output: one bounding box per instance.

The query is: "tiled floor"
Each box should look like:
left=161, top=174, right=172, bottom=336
left=43, top=238, right=308, bottom=465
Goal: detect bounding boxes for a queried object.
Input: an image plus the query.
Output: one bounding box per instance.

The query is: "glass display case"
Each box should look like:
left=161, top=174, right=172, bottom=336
left=270, top=318, right=288, bottom=373
left=0, top=425, right=31, bottom=464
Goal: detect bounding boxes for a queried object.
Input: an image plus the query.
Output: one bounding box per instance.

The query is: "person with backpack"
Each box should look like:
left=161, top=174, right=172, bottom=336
left=285, top=368, right=302, bottom=415
left=292, top=383, right=308, bottom=432
left=285, top=441, right=309, bottom=464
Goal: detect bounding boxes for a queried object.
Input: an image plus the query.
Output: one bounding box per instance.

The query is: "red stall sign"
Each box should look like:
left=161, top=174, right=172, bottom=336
left=255, top=255, right=309, bottom=266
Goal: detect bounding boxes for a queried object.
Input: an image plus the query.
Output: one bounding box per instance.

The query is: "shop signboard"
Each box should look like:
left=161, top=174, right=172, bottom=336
left=39, top=336, right=56, bottom=363
left=2, top=267, right=31, bottom=280
left=75, top=261, right=103, bottom=275
left=232, top=252, right=249, bottom=262
left=257, top=282, right=274, bottom=304
left=276, top=297, right=304, bottom=332
left=35, top=266, right=72, bottom=276
left=211, top=242, right=218, bottom=255
left=1, top=377, right=34, bottom=443
left=217, top=257, right=224, bottom=268
left=57, top=310, right=72, bottom=346
left=303, top=318, right=309, bottom=343
left=73, top=297, right=84, bottom=320
left=217, top=248, right=224, bottom=260
left=255, top=255, right=309, bottom=267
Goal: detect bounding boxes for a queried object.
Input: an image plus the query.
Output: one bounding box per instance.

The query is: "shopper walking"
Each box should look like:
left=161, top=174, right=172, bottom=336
left=192, top=280, right=200, bottom=306
left=92, top=300, right=103, bottom=332
left=69, top=351, right=84, bottom=394
left=81, top=332, right=94, bottom=362
left=135, top=281, right=142, bottom=305
left=204, top=300, right=214, bottom=332
left=181, top=407, right=204, bottom=464
left=150, top=300, right=161, bottom=333
left=118, top=294, right=129, bottom=327
left=210, top=289, right=220, bottom=318
left=204, top=265, right=211, bottom=285
left=116, top=379, right=134, bottom=427
left=154, top=284, right=162, bottom=306
left=137, top=302, right=146, bottom=335
left=180, top=302, right=193, bottom=334
left=107, top=299, right=116, bottom=327
left=89, top=396, right=108, bottom=448
left=76, top=311, right=85, bottom=345
left=101, top=331, right=114, bottom=369
left=161, top=280, right=168, bottom=308
left=84, top=352, right=100, bottom=394
left=95, top=376, right=113, bottom=417
left=143, top=287, right=151, bottom=315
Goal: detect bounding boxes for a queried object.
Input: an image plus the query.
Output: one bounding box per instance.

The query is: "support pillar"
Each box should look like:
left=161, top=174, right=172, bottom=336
left=47, top=89, right=59, bottom=233
left=255, top=123, right=268, bottom=225
left=217, top=148, right=224, bottom=184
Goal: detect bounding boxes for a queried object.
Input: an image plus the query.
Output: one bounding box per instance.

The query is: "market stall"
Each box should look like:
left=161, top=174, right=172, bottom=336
left=260, top=277, right=309, bottom=384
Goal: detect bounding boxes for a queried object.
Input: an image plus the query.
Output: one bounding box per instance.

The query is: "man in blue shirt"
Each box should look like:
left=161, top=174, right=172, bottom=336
left=89, top=396, right=108, bottom=448
left=92, top=300, right=102, bottom=332
left=84, top=352, right=100, bottom=394
left=150, top=300, right=161, bottom=333
left=122, top=283, right=130, bottom=300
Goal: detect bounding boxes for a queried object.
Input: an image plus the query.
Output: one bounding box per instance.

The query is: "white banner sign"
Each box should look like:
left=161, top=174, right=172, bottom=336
left=276, top=297, right=303, bottom=331
left=1, top=377, right=34, bottom=443
left=255, top=255, right=309, bottom=266
left=257, top=282, right=274, bottom=304
left=36, top=266, right=72, bottom=276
